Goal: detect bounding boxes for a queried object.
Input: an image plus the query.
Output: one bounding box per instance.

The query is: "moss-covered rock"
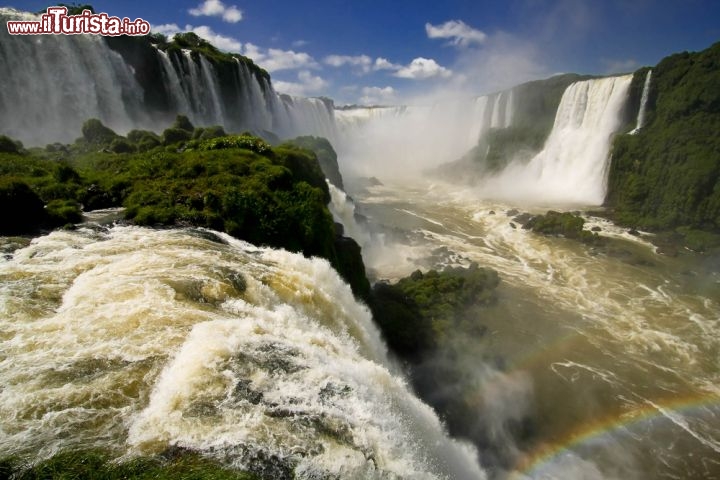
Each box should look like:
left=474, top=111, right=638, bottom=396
left=286, top=136, right=344, bottom=190
left=81, top=118, right=118, bottom=145
left=523, top=211, right=604, bottom=245
left=370, top=264, right=499, bottom=361
left=162, top=127, right=192, bottom=145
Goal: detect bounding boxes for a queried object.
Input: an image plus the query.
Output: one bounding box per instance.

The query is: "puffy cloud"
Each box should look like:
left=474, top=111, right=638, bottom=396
left=274, top=70, right=329, bottom=96
left=426, top=20, right=486, bottom=47
left=360, top=86, right=396, bottom=105
left=374, top=57, right=400, bottom=71
left=324, top=54, right=402, bottom=75
left=243, top=44, right=318, bottom=72
left=394, top=57, right=452, bottom=79
left=189, top=0, right=243, bottom=23
left=325, top=54, right=372, bottom=69
left=191, top=25, right=242, bottom=51
left=152, top=23, right=181, bottom=37
left=151, top=23, right=242, bottom=52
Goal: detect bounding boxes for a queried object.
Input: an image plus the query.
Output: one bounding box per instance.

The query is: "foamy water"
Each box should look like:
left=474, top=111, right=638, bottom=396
left=0, top=225, right=484, bottom=479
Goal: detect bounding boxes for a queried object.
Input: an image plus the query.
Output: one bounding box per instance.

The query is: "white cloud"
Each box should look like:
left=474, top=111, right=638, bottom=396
left=152, top=23, right=182, bottom=37
left=394, top=57, right=452, bottom=80
left=274, top=70, right=329, bottom=96
left=189, top=0, right=243, bottom=23
left=151, top=23, right=242, bottom=52
left=360, top=86, right=396, bottom=105
left=426, top=20, right=486, bottom=47
left=243, top=45, right=318, bottom=72
left=191, top=25, right=242, bottom=51
left=292, top=39, right=309, bottom=48
left=324, top=54, right=373, bottom=73
left=374, top=57, right=400, bottom=71
left=324, top=54, right=403, bottom=75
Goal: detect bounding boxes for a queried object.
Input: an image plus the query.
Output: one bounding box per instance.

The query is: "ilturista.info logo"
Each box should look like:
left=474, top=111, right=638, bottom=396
left=7, top=6, right=150, bottom=36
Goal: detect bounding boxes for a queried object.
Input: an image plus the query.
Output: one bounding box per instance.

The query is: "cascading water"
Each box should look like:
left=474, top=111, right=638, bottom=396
left=0, top=8, right=146, bottom=145
left=0, top=225, right=485, bottom=479
left=0, top=8, right=342, bottom=145
left=478, top=75, right=633, bottom=205
left=630, top=70, right=652, bottom=135
left=334, top=91, right=514, bottom=178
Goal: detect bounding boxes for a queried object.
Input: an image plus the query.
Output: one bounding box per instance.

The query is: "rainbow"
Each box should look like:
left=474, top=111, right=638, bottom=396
left=509, top=392, right=720, bottom=479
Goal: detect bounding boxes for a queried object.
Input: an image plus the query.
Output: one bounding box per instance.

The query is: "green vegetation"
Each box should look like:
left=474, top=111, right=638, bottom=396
left=286, top=136, right=344, bottom=190
left=0, top=449, right=258, bottom=480
left=523, top=211, right=604, bottom=245
left=0, top=118, right=369, bottom=298
left=370, top=264, right=499, bottom=360
left=606, top=41, right=720, bottom=242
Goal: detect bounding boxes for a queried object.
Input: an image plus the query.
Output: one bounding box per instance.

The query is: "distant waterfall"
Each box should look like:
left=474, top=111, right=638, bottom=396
left=630, top=70, right=652, bottom=135
left=481, top=75, right=633, bottom=205
left=0, top=9, right=146, bottom=145
left=334, top=91, right=515, bottom=177
left=0, top=8, right=341, bottom=145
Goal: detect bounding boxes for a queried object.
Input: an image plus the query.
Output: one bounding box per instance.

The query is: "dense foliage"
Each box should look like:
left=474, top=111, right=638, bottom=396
left=0, top=117, right=369, bottom=298
left=370, top=264, right=499, bottom=359
left=606, top=41, right=720, bottom=239
left=285, top=136, right=344, bottom=190
left=523, top=211, right=604, bottom=245
left=0, top=449, right=258, bottom=480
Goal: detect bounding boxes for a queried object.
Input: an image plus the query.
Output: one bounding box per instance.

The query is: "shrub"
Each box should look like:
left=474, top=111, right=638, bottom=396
left=0, top=135, right=21, bottom=154
left=81, top=119, right=117, bottom=145
left=163, top=127, right=192, bottom=145
left=0, top=179, right=46, bottom=234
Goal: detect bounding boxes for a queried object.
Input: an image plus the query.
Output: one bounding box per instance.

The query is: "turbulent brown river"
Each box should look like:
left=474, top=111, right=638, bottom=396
left=347, top=180, right=720, bottom=480
left=1, top=179, right=719, bottom=480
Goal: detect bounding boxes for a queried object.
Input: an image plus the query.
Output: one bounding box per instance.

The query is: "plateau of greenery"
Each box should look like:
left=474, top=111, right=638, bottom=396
left=523, top=211, right=604, bottom=245
left=0, top=116, right=369, bottom=298
left=606, top=41, right=720, bottom=249
left=370, top=264, right=499, bottom=360
left=0, top=449, right=258, bottom=480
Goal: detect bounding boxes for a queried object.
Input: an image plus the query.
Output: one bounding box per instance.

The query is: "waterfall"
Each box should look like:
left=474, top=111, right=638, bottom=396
left=198, top=56, right=225, bottom=125
left=504, top=90, right=514, bottom=128
left=276, top=96, right=339, bottom=141
left=490, top=93, right=504, bottom=128
left=0, top=8, right=146, bottom=145
left=0, top=225, right=485, bottom=479
left=327, top=181, right=372, bottom=248
left=467, top=96, right=492, bottom=144
left=156, top=49, right=193, bottom=115
left=0, top=8, right=347, bottom=145
left=630, top=70, right=652, bottom=135
left=480, top=75, right=633, bottom=205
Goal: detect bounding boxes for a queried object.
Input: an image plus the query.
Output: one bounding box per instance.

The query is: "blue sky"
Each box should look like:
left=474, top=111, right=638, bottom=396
left=13, top=0, right=720, bottom=105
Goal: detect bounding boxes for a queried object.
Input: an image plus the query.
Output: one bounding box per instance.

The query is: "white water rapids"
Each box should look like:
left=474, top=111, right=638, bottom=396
left=0, top=226, right=483, bottom=479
